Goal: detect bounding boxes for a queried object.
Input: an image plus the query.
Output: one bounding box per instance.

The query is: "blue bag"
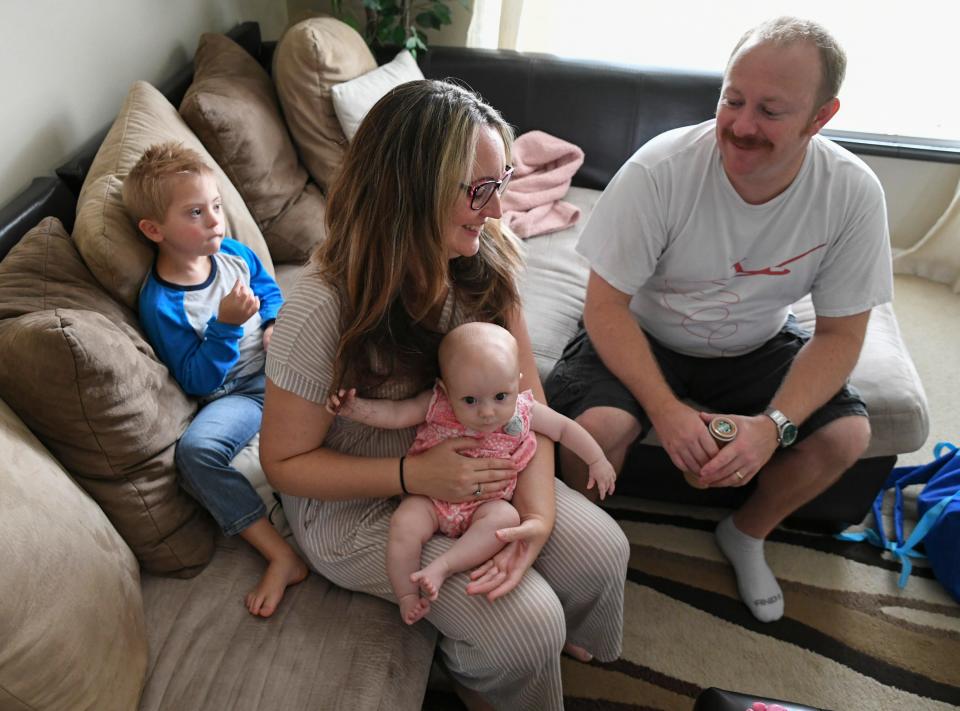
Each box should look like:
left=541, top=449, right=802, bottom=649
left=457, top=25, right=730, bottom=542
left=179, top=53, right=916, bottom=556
left=838, top=442, right=960, bottom=602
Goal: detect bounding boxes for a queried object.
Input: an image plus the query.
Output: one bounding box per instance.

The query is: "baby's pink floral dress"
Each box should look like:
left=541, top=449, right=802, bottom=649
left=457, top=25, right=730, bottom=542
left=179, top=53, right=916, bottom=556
left=408, top=384, right=537, bottom=536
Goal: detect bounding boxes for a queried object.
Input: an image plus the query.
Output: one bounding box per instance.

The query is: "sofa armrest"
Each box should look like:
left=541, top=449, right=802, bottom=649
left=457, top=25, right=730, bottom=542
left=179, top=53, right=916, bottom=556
left=0, top=396, right=147, bottom=709
left=0, top=177, right=75, bottom=262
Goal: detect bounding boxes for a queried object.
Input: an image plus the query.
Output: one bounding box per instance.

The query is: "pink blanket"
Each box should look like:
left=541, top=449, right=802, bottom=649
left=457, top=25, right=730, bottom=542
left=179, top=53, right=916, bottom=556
left=500, top=130, right=585, bottom=239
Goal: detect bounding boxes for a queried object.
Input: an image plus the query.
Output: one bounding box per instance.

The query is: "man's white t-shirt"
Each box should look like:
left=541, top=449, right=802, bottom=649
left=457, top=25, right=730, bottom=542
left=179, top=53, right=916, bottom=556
left=576, top=120, right=893, bottom=358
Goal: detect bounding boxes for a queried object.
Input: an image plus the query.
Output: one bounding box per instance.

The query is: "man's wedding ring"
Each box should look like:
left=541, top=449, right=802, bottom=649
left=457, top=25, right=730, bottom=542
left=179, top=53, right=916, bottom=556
left=474, top=483, right=482, bottom=496
left=735, top=470, right=744, bottom=481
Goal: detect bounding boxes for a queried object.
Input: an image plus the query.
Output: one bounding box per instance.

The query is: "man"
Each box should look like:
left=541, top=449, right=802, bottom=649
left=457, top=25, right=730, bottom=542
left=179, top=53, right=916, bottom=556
left=545, top=17, right=892, bottom=622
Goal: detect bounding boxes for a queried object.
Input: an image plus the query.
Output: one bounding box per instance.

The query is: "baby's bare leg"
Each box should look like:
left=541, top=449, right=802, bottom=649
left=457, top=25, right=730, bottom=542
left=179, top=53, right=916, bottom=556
left=387, top=496, right=440, bottom=625
left=240, top=517, right=309, bottom=618
left=412, top=499, right=521, bottom=601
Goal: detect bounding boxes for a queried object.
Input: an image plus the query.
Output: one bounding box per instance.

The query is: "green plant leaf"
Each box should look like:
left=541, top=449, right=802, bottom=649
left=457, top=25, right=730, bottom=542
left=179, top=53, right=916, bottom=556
left=415, top=11, right=441, bottom=30
left=431, top=3, right=452, bottom=24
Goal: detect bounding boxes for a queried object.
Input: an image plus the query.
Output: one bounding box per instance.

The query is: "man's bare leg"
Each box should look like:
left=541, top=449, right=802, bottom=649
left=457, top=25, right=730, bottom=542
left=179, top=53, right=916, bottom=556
left=559, top=406, right=642, bottom=503
left=717, top=416, right=870, bottom=622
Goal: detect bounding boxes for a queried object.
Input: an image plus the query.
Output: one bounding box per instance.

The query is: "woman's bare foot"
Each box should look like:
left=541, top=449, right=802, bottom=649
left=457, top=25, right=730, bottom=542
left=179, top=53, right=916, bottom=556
left=398, top=593, right=431, bottom=624
left=562, top=641, right=593, bottom=663
left=410, top=559, right=450, bottom=601
left=245, top=550, right=308, bottom=617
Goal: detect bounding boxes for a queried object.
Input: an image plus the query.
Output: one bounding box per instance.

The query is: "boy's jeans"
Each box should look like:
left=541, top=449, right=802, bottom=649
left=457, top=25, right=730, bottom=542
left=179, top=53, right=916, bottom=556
left=175, top=372, right=267, bottom=536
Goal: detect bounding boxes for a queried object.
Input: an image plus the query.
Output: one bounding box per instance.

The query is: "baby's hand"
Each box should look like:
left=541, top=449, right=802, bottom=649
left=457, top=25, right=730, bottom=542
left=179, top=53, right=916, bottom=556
left=325, top=387, right=359, bottom=417
left=587, top=457, right=617, bottom=500
left=218, top=279, right=260, bottom=325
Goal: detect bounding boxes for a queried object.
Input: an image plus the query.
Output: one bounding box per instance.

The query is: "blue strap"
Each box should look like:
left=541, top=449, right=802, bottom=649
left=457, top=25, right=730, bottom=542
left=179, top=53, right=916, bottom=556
left=836, top=441, right=959, bottom=588
left=935, top=441, right=958, bottom=459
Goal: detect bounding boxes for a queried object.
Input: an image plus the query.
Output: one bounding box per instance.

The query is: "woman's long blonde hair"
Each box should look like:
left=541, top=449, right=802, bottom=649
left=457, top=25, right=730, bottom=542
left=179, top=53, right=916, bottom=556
left=314, top=79, right=523, bottom=390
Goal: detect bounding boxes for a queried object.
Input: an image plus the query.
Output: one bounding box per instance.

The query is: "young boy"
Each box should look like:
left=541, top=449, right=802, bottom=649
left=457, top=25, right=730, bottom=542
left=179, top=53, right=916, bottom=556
left=124, top=142, right=307, bottom=617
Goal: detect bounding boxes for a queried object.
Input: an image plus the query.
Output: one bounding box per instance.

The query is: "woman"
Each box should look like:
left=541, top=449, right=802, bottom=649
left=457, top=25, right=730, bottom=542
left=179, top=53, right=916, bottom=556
left=260, top=79, right=628, bottom=710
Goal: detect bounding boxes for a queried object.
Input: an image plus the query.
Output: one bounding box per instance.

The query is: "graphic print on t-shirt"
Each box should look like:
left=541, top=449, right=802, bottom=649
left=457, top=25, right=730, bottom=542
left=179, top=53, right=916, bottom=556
left=659, top=242, right=826, bottom=356
left=732, top=243, right=827, bottom=277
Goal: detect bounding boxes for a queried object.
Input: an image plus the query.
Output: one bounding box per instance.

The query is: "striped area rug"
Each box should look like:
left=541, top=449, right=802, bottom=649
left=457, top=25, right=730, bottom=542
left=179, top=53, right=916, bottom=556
left=559, top=497, right=960, bottom=710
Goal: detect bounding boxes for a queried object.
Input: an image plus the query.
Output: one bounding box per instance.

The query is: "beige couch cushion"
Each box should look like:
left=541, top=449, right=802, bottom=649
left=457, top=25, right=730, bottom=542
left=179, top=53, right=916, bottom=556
left=0, top=397, right=147, bottom=710
left=273, top=17, right=377, bottom=190
left=521, top=186, right=929, bottom=458
left=73, top=80, right=273, bottom=309
left=0, top=218, right=216, bottom=575
left=181, top=33, right=326, bottom=264
left=139, top=535, right=436, bottom=710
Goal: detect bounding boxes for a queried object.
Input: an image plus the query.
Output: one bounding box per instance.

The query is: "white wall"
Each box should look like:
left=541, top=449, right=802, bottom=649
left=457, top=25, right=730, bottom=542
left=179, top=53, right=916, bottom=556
left=0, top=0, right=288, bottom=207
left=862, top=156, right=960, bottom=251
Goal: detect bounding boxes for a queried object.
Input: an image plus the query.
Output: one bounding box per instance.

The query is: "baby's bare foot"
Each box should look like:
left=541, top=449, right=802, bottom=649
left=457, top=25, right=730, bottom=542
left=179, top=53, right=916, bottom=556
left=398, top=593, right=431, bottom=624
left=410, top=562, right=449, bottom=601
left=562, top=641, right=593, bottom=663
left=245, top=551, right=308, bottom=618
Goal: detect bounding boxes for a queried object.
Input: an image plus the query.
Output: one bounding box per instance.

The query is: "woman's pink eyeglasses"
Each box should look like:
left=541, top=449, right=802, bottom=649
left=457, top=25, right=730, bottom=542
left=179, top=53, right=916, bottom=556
left=461, top=166, right=514, bottom=210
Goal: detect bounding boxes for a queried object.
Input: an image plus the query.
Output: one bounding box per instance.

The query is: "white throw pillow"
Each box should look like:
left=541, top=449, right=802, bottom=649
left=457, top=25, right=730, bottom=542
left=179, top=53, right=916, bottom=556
left=331, top=50, right=425, bottom=140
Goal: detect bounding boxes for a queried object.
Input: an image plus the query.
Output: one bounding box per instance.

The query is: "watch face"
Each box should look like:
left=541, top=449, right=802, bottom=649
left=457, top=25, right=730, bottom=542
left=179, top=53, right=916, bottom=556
left=781, top=423, right=799, bottom=447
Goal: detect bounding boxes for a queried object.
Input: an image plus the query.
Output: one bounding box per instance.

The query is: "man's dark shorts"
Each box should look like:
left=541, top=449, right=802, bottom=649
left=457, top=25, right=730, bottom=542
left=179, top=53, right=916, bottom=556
left=544, top=315, right=867, bottom=444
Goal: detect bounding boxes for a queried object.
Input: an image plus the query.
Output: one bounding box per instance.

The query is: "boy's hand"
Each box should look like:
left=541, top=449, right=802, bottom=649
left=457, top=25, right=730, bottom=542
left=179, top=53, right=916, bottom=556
left=218, top=279, right=260, bottom=325
left=325, top=387, right=359, bottom=417
left=262, top=323, right=275, bottom=352
left=586, top=457, right=616, bottom=500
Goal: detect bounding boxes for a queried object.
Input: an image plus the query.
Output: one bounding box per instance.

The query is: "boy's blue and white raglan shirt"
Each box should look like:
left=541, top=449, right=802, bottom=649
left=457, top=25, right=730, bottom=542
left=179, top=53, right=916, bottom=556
left=139, top=238, right=283, bottom=397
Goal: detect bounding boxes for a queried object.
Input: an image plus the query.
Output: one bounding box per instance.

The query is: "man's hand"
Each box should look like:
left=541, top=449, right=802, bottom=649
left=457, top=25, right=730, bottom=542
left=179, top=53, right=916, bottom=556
left=218, top=279, right=260, bottom=325
left=466, top=515, right=551, bottom=601
left=262, top=323, right=274, bottom=351
left=696, top=412, right=779, bottom=487
left=650, top=400, right=718, bottom=475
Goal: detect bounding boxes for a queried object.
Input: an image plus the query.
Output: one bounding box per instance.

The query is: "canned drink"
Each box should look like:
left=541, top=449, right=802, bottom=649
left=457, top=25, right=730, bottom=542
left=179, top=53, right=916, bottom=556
left=709, top=416, right=737, bottom=446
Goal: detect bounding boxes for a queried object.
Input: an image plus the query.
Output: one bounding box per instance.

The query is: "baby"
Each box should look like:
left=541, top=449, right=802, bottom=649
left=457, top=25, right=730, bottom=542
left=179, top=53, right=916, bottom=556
left=327, top=321, right=616, bottom=624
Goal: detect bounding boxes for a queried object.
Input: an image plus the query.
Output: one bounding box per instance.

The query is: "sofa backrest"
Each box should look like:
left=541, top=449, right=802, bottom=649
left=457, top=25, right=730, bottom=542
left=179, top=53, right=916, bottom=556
left=418, top=47, right=722, bottom=190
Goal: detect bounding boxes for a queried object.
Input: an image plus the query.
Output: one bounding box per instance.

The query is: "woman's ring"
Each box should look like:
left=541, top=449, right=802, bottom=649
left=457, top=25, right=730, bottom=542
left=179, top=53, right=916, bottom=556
left=735, top=470, right=744, bottom=481
left=474, top=483, right=482, bottom=496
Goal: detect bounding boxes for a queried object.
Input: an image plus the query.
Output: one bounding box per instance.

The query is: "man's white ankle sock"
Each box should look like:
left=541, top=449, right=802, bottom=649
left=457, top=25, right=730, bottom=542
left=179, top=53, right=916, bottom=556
left=715, top=515, right=784, bottom=622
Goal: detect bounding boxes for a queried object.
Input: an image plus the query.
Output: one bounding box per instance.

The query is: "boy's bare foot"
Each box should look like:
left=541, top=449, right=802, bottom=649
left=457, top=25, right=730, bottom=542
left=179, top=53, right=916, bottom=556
left=245, top=550, right=308, bottom=618
left=398, top=593, right=431, bottom=624
left=562, top=642, right=593, bottom=663
left=410, top=561, right=448, bottom=601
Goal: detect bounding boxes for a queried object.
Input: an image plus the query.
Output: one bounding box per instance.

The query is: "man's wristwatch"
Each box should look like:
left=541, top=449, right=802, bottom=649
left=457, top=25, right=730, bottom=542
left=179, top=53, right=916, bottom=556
left=763, top=407, right=798, bottom=448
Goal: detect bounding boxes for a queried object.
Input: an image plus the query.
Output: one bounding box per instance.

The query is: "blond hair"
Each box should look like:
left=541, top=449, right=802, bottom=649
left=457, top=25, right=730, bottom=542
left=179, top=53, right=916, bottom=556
left=728, top=16, right=847, bottom=107
left=315, top=79, right=523, bottom=390
left=122, top=141, right=214, bottom=222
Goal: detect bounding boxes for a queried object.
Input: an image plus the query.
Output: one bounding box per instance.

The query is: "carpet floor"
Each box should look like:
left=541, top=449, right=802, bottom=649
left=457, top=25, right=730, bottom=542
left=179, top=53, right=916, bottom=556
left=558, top=497, right=960, bottom=710
left=425, top=494, right=959, bottom=710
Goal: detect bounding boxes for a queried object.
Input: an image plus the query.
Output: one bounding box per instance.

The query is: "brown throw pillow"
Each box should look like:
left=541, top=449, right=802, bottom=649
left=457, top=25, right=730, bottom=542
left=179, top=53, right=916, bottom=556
left=0, top=218, right=215, bottom=576
left=273, top=17, right=377, bottom=191
left=72, top=80, right=273, bottom=310
left=180, top=33, right=327, bottom=264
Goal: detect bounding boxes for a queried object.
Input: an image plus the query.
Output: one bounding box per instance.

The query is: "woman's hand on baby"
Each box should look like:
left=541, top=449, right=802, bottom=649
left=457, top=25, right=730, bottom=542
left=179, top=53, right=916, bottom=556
left=405, top=438, right=516, bottom=502
left=466, top=515, right=550, bottom=601
left=587, top=457, right=616, bottom=500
